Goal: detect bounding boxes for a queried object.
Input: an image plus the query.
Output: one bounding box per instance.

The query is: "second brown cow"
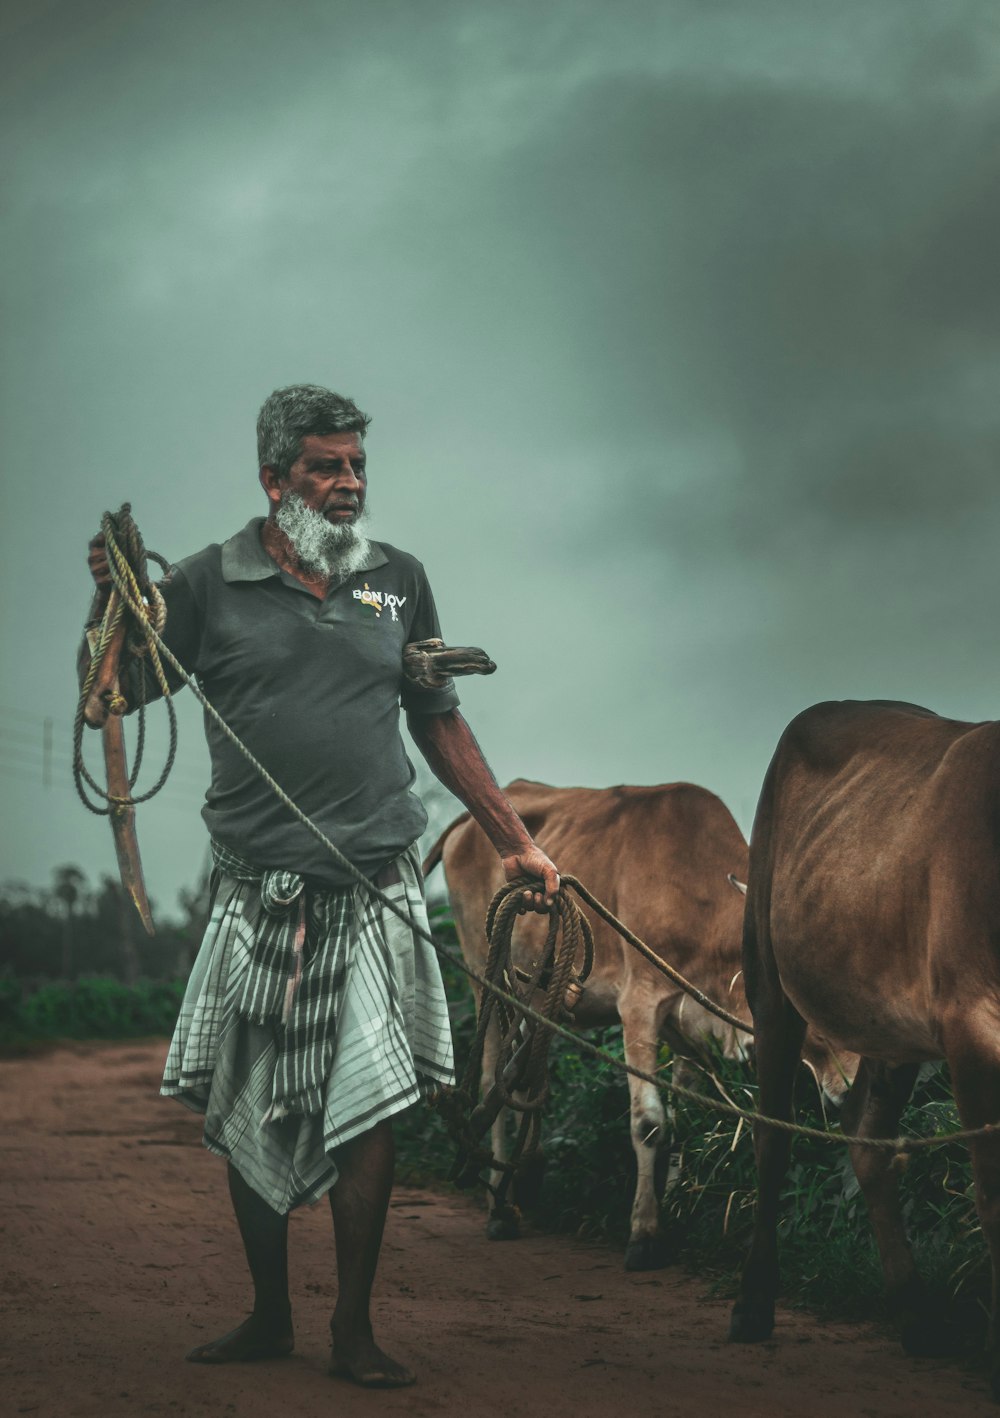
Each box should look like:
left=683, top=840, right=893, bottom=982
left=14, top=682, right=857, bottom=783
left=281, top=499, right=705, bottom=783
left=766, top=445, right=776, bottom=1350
left=424, top=777, right=852, bottom=1270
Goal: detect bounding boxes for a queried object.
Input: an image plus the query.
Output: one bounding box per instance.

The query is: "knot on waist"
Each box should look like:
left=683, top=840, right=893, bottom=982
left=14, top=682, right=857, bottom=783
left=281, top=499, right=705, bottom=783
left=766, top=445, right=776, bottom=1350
left=211, top=839, right=304, bottom=917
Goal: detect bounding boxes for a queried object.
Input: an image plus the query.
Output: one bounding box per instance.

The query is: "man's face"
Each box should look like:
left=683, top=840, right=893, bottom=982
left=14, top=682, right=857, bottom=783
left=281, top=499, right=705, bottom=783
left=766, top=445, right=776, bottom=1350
left=277, top=431, right=368, bottom=523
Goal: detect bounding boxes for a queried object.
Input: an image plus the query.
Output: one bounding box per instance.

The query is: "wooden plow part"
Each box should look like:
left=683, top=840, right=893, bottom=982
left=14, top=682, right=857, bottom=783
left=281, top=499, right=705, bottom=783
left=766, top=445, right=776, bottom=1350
left=85, top=619, right=155, bottom=935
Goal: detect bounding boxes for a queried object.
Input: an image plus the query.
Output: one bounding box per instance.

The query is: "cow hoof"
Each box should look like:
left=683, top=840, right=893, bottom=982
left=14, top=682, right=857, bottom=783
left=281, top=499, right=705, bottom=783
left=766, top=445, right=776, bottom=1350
left=624, top=1235, right=671, bottom=1271
left=728, top=1298, right=774, bottom=1344
left=486, top=1208, right=520, bottom=1241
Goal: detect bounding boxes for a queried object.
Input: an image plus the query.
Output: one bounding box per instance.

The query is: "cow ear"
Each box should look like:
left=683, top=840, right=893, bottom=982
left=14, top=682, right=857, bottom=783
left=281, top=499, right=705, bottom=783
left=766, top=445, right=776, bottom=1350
left=727, top=873, right=748, bottom=896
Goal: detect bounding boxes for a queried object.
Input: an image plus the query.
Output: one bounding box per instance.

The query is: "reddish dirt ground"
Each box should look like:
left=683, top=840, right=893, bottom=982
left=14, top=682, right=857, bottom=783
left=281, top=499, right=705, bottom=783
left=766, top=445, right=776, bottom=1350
left=0, top=1041, right=991, bottom=1416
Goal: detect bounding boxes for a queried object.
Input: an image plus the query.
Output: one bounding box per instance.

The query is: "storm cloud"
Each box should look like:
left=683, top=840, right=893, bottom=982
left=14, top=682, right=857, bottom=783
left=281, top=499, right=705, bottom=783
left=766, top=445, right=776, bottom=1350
left=3, top=0, right=999, bottom=904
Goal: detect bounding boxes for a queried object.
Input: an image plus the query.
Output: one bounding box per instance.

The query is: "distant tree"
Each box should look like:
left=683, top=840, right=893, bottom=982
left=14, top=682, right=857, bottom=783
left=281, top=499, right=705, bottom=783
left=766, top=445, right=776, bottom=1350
left=176, top=849, right=213, bottom=974
left=52, top=865, right=87, bottom=980
left=2, top=881, right=43, bottom=911
left=1, top=864, right=207, bottom=984
left=0, top=882, right=61, bottom=978
left=94, top=876, right=140, bottom=986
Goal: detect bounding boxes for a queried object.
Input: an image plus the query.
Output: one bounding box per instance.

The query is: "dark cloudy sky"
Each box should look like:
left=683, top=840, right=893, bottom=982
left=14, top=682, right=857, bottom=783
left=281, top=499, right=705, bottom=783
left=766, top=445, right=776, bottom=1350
left=2, top=0, right=999, bottom=914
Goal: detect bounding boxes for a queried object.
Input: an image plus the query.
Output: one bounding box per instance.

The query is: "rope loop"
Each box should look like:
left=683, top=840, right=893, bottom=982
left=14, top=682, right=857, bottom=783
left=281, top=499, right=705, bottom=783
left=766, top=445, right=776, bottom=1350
left=446, top=877, right=597, bottom=1197
left=73, top=504, right=177, bottom=816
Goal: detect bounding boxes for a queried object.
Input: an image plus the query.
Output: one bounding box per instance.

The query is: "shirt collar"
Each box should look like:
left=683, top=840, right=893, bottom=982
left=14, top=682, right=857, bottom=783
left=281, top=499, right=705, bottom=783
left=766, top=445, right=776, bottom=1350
left=220, top=517, right=389, bottom=583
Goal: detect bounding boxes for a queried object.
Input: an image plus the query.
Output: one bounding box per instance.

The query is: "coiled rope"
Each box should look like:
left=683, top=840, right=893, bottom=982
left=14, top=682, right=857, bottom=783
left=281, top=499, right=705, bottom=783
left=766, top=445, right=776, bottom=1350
left=89, top=511, right=1000, bottom=1159
left=73, top=505, right=176, bottom=814
left=441, top=880, right=595, bottom=1201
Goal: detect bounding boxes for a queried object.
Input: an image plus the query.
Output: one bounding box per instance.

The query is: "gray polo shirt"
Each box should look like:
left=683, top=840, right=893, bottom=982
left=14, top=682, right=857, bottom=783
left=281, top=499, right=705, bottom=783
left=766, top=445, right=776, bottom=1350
left=138, top=518, right=459, bottom=887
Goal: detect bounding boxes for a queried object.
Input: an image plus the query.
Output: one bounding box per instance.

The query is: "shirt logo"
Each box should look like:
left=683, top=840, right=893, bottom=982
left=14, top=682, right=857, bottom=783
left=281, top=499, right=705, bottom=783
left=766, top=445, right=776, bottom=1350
left=353, top=583, right=407, bottom=622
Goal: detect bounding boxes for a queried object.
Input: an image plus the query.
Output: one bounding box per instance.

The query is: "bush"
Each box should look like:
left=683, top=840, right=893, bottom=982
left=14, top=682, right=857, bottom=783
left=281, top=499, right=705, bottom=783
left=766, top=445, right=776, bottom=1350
left=663, top=1055, right=985, bottom=1337
left=0, top=974, right=185, bottom=1052
left=399, top=911, right=988, bottom=1343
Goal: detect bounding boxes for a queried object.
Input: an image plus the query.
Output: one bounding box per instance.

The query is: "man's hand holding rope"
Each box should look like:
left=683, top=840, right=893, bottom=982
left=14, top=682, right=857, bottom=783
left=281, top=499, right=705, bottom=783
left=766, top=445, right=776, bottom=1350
left=501, top=844, right=560, bottom=914
left=84, top=532, right=113, bottom=623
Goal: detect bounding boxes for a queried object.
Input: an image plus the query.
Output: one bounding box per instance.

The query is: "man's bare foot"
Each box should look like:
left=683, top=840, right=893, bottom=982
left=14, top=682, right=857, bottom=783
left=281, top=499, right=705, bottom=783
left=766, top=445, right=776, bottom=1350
left=186, top=1312, right=294, bottom=1364
left=329, top=1331, right=415, bottom=1388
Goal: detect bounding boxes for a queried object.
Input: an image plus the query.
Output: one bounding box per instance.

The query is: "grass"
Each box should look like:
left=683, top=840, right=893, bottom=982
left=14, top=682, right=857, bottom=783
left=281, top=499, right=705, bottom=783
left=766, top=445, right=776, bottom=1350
left=399, top=909, right=988, bottom=1346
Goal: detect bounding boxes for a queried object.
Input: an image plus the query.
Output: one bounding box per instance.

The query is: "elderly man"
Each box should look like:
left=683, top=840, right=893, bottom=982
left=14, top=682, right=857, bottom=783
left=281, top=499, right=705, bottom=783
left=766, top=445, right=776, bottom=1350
left=85, top=384, right=559, bottom=1388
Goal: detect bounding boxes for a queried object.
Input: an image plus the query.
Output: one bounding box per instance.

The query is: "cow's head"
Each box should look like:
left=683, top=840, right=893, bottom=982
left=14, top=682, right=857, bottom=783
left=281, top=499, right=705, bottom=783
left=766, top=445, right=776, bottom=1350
left=800, top=1031, right=859, bottom=1106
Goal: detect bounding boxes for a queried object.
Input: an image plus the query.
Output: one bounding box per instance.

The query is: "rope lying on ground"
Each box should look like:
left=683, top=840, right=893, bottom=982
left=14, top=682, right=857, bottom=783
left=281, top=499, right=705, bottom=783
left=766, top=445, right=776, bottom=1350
left=93, top=514, right=1000, bottom=1157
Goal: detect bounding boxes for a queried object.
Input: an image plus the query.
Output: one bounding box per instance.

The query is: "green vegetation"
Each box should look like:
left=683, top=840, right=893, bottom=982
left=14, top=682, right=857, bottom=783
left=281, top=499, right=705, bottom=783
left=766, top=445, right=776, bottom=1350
left=0, top=859, right=206, bottom=1054
left=662, top=1054, right=985, bottom=1333
left=0, top=974, right=186, bottom=1053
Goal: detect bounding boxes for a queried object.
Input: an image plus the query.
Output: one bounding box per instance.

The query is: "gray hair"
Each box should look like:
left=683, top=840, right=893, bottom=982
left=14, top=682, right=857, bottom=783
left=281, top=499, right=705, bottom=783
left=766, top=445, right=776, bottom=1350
left=256, top=384, right=371, bottom=479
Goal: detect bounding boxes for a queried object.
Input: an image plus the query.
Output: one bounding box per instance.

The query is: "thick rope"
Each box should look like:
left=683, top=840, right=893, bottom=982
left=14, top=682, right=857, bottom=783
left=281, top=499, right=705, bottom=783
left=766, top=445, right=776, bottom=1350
left=94, top=516, right=1000, bottom=1156
left=447, top=880, right=595, bottom=1195
left=73, top=505, right=176, bottom=815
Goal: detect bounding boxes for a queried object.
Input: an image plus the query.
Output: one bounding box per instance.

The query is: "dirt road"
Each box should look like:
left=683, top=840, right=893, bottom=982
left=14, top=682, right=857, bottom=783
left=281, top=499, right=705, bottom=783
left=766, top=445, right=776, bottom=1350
left=0, top=1042, right=989, bottom=1416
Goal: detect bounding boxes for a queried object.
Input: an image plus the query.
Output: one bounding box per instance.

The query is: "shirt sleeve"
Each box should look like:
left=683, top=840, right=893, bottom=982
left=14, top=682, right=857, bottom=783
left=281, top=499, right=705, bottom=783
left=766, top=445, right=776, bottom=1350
left=120, top=565, right=204, bottom=710
left=401, top=568, right=461, bottom=716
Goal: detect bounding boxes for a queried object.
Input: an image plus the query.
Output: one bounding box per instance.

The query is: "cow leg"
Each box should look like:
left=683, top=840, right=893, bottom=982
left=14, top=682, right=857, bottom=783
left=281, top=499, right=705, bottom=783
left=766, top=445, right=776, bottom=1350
left=729, top=917, right=806, bottom=1342
left=662, top=1059, right=690, bottom=1200
left=620, top=998, right=670, bottom=1271
left=840, top=1059, right=938, bottom=1353
left=481, top=1018, right=520, bottom=1241
left=946, top=1008, right=1000, bottom=1400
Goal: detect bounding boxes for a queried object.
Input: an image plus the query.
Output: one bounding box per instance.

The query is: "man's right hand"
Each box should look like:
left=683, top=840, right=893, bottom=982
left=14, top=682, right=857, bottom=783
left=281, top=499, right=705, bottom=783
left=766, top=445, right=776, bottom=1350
left=88, top=532, right=112, bottom=588
left=84, top=532, right=114, bottom=632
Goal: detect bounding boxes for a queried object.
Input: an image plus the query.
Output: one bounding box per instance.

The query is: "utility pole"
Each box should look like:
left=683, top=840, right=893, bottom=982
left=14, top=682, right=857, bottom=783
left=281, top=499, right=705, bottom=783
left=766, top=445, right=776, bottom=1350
left=43, top=717, right=53, bottom=788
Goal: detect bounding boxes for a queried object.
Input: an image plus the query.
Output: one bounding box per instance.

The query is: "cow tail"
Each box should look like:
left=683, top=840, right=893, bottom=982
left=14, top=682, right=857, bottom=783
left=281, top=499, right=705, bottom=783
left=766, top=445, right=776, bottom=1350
left=421, top=812, right=472, bottom=877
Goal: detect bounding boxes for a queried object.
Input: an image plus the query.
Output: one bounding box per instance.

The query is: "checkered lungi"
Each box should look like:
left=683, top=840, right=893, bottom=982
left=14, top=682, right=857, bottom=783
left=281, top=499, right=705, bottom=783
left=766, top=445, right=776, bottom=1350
left=161, top=840, right=455, bottom=1213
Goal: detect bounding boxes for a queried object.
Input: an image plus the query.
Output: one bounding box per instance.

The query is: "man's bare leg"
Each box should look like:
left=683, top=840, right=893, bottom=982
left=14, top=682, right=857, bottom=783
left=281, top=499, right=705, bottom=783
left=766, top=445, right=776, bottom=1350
left=187, top=1163, right=294, bottom=1363
left=328, top=1119, right=414, bottom=1387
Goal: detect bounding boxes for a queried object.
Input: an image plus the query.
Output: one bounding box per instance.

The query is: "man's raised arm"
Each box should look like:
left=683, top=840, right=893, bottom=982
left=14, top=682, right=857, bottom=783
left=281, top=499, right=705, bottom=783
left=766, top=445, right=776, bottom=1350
left=79, top=532, right=201, bottom=705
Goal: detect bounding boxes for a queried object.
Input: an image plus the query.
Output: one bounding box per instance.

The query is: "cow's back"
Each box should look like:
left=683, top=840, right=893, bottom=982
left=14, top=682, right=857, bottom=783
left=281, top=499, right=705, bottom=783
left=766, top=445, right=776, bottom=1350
left=440, top=779, right=749, bottom=1030
left=751, top=699, right=1000, bottom=1059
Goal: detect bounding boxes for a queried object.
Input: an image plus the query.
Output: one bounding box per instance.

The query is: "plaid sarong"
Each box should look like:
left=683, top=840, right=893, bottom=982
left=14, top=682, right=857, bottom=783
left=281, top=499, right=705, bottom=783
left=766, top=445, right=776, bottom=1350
left=206, top=839, right=354, bottom=1116
left=161, top=840, right=455, bottom=1212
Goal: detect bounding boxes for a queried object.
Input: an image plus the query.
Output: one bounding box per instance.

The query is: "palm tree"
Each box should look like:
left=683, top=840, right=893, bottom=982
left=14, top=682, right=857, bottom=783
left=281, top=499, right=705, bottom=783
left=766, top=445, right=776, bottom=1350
left=52, top=864, right=87, bottom=980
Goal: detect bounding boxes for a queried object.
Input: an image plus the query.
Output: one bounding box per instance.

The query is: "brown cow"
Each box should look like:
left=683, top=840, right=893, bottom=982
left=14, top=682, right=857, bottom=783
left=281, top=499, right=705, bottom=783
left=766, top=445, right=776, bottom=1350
left=731, top=700, right=1000, bottom=1401
left=425, top=778, right=852, bottom=1270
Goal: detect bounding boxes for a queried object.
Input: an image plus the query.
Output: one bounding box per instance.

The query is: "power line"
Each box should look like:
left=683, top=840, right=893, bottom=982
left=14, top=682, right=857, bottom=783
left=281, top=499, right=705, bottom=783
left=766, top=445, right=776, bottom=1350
left=0, top=704, right=74, bottom=729
left=0, top=762, right=53, bottom=785
left=0, top=739, right=204, bottom=782
left=0, top=735, right=208, bottom=787
left=0, top=763, right=201, bottom=808
left=0, top=727, right=65, bottom=748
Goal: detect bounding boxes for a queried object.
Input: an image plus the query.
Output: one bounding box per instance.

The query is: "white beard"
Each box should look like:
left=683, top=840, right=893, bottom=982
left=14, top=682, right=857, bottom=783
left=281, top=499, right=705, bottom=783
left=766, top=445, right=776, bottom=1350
left=274, top=490, right=372, bottom=579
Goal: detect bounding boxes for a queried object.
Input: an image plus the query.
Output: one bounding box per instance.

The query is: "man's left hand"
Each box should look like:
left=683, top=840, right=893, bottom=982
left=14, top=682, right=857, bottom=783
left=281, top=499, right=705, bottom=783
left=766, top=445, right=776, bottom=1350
left=500, top=845, right=560, bottom=913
